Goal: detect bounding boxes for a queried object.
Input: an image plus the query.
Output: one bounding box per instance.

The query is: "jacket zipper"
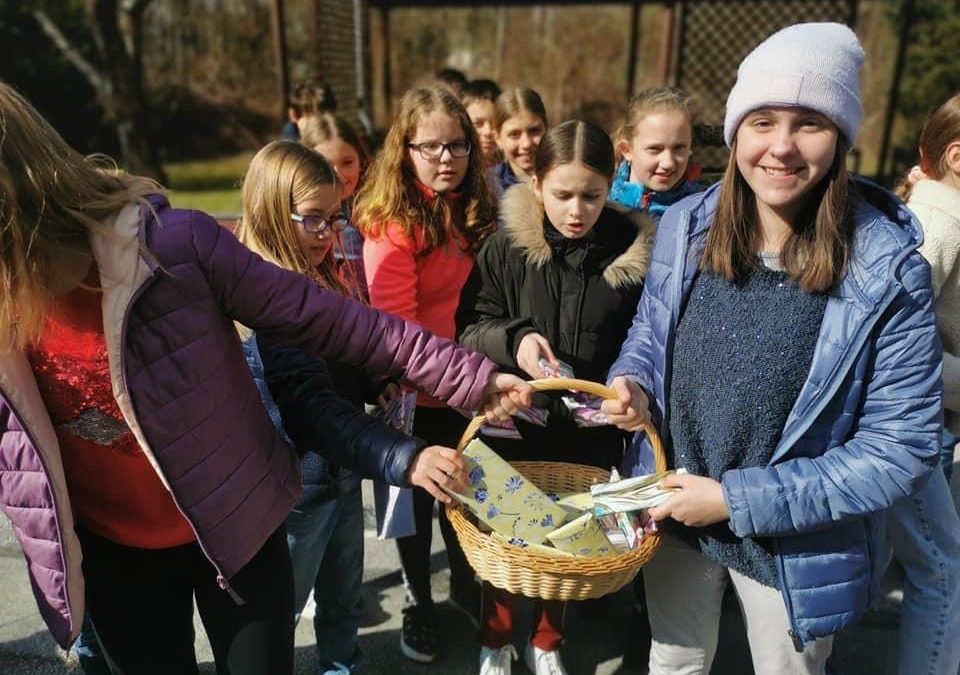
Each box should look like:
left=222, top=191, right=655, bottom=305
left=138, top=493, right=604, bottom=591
left=659, top=212, right=693, bottom=442
left=770, top=286, right=900, bottom=648
left=772, top=540, right=805, bottom=651
left=572, top=258, right=587, bottom=356
left=119, top=271, right=246, bottom=605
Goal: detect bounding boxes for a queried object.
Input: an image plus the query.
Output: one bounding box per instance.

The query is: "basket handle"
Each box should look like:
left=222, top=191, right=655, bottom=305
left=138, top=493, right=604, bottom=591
left=456, top=377, right=667, bottom=475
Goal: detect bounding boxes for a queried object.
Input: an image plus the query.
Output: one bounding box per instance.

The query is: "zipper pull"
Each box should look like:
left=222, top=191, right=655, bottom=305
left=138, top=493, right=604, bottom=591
left=788, top=629, right=804, bottom=652
left=217, top=574, right=247, bottom=606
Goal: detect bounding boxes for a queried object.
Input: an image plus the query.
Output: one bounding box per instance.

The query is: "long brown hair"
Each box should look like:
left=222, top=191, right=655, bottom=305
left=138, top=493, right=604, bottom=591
left=354, top=86, right=495, bottom=256
left=237, top=141, right=350, bottom=297
left=0, top=83, right=162, bottom=349
left=896, top=93, right=960, bottom=200
left=703, top=137, right=853, bottom=293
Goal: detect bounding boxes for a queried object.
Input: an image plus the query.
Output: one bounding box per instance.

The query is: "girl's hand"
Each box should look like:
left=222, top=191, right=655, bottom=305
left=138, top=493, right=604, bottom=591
left=482, top=372, right=534, bottom=424
left=516, top=333, right=558, bottom=380
left=601, top=376, right=651, bottom=431
left=376, top=382, right=403, bottom=410
left=408, top=445, right=468, bottom=504
left=648, top=474, right=729, bottom=527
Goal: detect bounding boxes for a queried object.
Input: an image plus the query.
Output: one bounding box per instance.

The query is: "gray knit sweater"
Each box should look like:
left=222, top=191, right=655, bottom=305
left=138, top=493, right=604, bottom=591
left=668, top=264, right=828, bottom=587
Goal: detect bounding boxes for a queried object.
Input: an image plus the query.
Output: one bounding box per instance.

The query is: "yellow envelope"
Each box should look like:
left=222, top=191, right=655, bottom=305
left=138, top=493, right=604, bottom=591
left=545, top=512, right=617, bottom=557
left=453, top=438, right=570, bottom=544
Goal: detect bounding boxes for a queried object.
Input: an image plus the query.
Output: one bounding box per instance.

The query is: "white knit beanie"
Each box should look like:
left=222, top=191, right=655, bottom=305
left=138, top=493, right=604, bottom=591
left=723, top=22, right=865, bottom=146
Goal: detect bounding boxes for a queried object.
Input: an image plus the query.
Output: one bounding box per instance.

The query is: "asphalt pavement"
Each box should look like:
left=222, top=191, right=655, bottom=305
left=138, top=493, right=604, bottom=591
left=2, top=473, right=953, bottom=675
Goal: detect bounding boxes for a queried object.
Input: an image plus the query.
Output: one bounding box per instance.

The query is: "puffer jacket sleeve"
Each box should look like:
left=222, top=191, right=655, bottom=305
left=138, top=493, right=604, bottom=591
left=260, top=339, right=424, bottom=486
left=723, top=252, right=943, bottom=538
left=187, top=213, right=497, bottom=411
left=605, top=212, right=676, bottom=421
left=455, top=234, right=536, bottom=369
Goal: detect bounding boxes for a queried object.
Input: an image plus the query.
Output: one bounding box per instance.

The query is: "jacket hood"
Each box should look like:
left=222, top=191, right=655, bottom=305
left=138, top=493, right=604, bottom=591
left=673, top=177, right=923, bottom=307
left=499, top=182, right=655, bottom=288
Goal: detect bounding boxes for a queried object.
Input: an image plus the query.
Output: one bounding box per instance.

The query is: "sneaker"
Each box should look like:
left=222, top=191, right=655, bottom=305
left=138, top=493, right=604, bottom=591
left=479, top=645, right=518, bottom=675
left=524, top=642, right=568, bottom=675
left=449, top=579, right=482, bottom=629
left=400, top=604, right=439, bottom=663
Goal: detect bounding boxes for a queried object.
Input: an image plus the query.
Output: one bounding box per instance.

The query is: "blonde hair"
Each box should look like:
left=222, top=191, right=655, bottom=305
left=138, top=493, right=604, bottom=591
left=0, top=83, right=162, bottom=350
left=354, top=86, right=496, bottom=256
left=896, top=93, right=960, bottom=200
left=237, top=141, right=349, bottom=296
left=615, top=87, right=697, bottom=160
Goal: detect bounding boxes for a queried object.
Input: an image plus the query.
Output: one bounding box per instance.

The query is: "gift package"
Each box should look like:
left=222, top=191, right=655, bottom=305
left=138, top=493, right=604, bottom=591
left=456, top=438, right=570, bottom=544
left=449, top=438, right=676, bottom=558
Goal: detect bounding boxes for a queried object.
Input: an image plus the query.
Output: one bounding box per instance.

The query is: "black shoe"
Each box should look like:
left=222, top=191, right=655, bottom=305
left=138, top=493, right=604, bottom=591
left=448, top=579, right=481, bottom=629
left=400, top=604, right=439, bottom=663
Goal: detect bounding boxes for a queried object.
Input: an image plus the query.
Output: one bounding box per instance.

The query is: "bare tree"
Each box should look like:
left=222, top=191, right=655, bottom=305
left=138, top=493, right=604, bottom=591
left=32, top=0, right=166, bottom=181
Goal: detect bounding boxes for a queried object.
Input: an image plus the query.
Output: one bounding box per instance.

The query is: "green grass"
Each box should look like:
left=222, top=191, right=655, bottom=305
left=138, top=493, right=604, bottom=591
left=164, top=151, right=253, bottom=217
left=167, top=189, right=242, bottom=217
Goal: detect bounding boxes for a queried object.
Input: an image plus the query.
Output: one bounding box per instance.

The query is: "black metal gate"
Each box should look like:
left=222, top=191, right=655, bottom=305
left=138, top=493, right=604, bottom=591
left=673, top=0, right=859, bottom=171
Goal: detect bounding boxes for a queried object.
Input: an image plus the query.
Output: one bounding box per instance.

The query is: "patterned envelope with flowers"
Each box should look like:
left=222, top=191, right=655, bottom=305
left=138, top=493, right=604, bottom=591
left=453, top=439, right=570, bottom=544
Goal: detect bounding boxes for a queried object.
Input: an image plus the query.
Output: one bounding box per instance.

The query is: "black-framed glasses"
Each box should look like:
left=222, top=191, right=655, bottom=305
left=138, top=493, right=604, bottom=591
left=407, top=139, right=471, bottom=160
left=291, top=212, right=348, bottom=236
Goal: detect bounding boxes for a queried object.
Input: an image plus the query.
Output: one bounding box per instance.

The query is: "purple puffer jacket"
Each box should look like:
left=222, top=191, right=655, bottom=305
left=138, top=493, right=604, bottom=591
left=0, top=196, right=496, bottom=648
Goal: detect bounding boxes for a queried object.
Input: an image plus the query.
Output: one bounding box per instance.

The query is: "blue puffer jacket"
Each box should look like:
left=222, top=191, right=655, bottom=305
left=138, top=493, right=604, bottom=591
left=608, top=177, right=943, bottom=648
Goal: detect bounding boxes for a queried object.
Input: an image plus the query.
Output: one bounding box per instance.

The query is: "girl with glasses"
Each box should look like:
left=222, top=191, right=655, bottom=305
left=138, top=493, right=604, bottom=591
left=354, top=86, right=498, bottom=664
left=238, top=139, right=470, bottom=675
left=0, top=84, right=529, bottom=675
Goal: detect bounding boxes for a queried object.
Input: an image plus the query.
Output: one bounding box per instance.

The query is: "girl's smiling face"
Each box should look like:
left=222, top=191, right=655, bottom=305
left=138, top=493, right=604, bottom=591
left=496, top=110, right=546, bottom=176
left=735, top=106, right=839, bottom=227
left=313, top=137, right=362, bottom=199
left=292, top=183, right=342, bottom=267
left=618, top=109, right=693, bottom=192
left=533, top=161, right=609, bottom=239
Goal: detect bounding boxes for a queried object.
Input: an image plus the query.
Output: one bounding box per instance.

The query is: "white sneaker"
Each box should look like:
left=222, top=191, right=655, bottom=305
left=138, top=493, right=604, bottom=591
left=524, top=642, right=568, bottom=675
left=479, top=644, right=518, bottom=675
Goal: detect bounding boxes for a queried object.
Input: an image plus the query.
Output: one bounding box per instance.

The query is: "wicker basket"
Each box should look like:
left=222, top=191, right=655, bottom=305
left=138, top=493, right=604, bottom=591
left=446, top=378, right=667, bottom=601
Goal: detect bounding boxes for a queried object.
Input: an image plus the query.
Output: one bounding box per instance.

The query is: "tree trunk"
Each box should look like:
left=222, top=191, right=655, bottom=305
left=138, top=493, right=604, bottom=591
left=33, top=0, right=166, bottom=182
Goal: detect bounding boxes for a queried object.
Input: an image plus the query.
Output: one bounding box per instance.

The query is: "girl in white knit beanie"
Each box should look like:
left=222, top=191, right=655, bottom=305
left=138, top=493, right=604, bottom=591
left=595, top=22, right=960, bottom=675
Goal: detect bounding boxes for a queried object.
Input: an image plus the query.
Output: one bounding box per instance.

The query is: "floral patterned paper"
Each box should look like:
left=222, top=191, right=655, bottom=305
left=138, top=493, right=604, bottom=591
left=545, top=512, right=617, bottom=558
left=454, top=439, right=570, bottom=544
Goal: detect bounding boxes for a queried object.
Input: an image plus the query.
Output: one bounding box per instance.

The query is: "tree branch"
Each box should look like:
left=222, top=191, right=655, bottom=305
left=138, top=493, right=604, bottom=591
left=31, top=8, right=111, bottom=97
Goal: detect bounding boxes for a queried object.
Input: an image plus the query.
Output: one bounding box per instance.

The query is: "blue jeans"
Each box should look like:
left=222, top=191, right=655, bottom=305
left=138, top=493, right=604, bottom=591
left=76, top=613, right=112, bottom=675
left=888, top=467, right=960, bottom=675
left=286, top=489, right=365, bottom=674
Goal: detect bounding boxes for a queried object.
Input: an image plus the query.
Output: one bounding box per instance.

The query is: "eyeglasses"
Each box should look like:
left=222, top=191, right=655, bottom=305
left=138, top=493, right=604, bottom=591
left=291, top=212, right=348, bottom=236
left=407, top=139, right=471, bottom=160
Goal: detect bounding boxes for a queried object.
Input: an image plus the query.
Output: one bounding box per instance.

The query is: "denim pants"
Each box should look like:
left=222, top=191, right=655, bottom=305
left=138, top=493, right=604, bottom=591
left=888, top=467, right=960, bottom=675
left=642, top=533, right=832, bottom=675
left=286, top=489, right=365, bottom=673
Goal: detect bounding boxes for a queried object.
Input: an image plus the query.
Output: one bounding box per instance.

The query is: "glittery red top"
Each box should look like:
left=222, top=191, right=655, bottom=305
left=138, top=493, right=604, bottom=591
left=25, top=268, right=195, bottom=549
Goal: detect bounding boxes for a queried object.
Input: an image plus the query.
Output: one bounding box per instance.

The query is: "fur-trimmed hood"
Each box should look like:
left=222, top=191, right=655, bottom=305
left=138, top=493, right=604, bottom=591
left=499, top=183, right=655, bottom=289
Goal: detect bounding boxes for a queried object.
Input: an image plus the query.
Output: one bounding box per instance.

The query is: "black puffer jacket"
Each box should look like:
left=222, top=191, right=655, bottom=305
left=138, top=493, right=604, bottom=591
left=456, top=183, right=654, bottom=466
left=260, top=338, right=426, bottom=505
